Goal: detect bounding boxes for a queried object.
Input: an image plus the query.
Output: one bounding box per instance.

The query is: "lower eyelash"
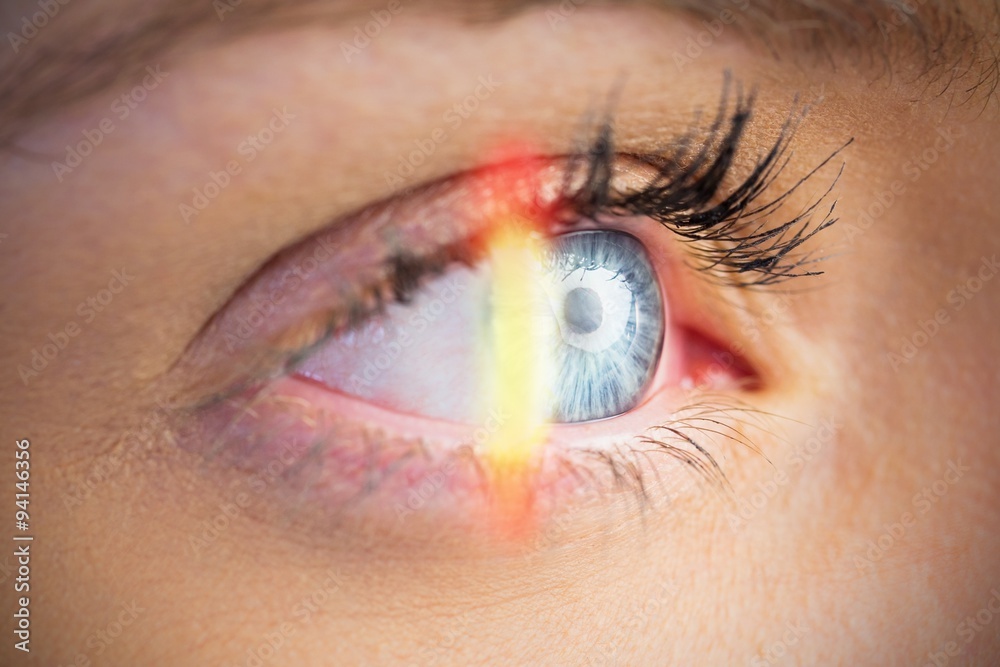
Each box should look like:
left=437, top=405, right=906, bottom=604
left=547, top=396, right=776, bottom=506
left=170, top=378, right=774, bottom=523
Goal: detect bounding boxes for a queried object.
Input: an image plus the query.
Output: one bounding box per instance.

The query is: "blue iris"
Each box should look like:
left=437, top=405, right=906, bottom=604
left=542, top=230, right=664, bottom=422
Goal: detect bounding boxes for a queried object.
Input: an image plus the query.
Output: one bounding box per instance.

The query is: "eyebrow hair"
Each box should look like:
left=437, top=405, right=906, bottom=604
left=0, top=0, right=996, bottom=146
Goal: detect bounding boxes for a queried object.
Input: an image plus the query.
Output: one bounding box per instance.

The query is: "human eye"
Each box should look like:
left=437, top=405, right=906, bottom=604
left=162, top=81, right=845, bottom=539
left=14, top=1, right=1000, bottom=663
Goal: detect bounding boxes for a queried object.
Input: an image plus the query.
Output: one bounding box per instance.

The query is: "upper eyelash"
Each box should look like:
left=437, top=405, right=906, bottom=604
left=560, top=78, right=853, bottom=287
left=323, top=83, right=851, bottom=348
left=356, top=81, right=852, bottom=331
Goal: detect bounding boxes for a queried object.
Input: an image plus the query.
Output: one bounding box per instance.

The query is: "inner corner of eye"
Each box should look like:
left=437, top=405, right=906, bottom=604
left=287, top=217, right=753, bottom=441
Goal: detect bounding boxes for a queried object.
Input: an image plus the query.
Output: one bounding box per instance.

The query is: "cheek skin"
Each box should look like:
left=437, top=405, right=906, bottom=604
left=844, top=111, right=1000, bottom=648
left=723, top=101, right=1000, bottom=660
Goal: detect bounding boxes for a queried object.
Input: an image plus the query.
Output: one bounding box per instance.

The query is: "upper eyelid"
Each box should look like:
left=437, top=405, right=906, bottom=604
left=167, top=95, right=845, bottom=410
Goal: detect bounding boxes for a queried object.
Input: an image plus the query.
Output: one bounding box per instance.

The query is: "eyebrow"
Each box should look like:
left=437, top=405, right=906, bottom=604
left=0, top=0, right=996, bottom=145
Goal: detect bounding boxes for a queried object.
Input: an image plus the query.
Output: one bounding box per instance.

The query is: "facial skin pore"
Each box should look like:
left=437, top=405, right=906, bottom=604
left=1, top=1, right=999, bottom=665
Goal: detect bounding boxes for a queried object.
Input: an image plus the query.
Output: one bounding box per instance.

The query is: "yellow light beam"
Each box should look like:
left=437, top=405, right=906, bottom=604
left=485, top=220, right=553, bottom=532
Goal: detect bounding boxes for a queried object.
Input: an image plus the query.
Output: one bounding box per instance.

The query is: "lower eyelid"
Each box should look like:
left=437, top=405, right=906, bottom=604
left=169, top=307, right=750, bottom=534
left=176, top=376, right=611, bottom=528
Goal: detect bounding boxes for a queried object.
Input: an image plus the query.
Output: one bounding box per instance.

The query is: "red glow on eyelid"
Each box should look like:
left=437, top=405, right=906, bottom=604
left=466, top=140, right=559, bottom=536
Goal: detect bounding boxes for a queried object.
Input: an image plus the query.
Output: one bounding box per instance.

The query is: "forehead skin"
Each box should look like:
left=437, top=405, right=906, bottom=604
left=1, top=1, right=999, bottom=666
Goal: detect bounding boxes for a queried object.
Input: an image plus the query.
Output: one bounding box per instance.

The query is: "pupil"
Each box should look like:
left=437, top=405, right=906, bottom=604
left=563, top=287, right=603, bottom=335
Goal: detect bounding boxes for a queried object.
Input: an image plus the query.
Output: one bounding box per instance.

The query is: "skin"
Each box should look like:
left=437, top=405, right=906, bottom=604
left=1, top=1, right=999, bottom=665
